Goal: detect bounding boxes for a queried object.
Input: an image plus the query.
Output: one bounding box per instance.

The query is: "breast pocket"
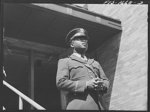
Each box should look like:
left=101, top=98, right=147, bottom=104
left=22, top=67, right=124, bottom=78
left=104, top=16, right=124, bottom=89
left=69, top=65, right=84, bottom=80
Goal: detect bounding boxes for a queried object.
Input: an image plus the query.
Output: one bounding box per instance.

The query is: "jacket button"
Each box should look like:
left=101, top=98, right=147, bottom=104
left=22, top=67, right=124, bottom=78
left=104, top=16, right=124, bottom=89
left=90, top=75, right=94, bottom=78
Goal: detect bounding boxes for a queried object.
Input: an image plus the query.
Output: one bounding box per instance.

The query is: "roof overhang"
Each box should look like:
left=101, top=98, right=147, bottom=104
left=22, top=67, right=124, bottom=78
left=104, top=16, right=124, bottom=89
left=4, top=3, right=122, bottom=59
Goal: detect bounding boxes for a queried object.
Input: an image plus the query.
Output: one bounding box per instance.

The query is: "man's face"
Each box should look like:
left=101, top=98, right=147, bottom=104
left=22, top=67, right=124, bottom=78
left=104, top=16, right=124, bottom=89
left=70, top=36, right=88, bottom=51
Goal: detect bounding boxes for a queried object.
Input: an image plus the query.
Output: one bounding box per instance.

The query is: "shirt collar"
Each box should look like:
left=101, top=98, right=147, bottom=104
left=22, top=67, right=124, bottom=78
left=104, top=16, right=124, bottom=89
left=72, top=53, right=87, bottom=61
left=69, top=53, right=94, bottom=65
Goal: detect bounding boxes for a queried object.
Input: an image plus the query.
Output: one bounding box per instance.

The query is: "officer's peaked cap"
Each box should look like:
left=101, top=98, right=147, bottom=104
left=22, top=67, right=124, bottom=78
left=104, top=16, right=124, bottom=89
left=65, top=28, right=89, bottom=45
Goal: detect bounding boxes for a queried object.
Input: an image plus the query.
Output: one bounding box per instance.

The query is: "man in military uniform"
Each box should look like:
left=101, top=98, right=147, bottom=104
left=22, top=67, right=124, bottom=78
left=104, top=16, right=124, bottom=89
left=56, top=28, right=110, bottom=110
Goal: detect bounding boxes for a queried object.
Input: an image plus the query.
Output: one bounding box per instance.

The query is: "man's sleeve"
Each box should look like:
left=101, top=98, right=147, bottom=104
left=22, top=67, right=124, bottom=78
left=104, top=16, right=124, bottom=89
left=97, top=62, right=110, bottom=90
left=56, top=58, right=87, bottom=93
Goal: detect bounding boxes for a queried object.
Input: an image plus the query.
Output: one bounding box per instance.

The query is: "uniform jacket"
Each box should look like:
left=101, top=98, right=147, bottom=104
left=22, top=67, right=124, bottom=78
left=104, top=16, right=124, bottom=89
left=56, top=54, right=110, bottom=110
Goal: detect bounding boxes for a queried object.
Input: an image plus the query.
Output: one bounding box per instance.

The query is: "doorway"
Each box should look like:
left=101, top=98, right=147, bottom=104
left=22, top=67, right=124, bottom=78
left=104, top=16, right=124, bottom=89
left=3, top=50, right=61, bottom=110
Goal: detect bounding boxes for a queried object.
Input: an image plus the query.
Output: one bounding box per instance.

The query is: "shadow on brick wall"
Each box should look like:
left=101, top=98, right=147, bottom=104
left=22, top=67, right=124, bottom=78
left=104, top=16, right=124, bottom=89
left=91, top=32, right=122, bottom=110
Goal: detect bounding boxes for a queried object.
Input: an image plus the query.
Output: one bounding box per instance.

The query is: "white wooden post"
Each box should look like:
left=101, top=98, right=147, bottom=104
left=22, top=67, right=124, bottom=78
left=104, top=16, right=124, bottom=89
left=19, top=96, right=23, bottom=110
left=3, top=106, right=6, bottom=110
left=29, top=50, right=35, bottom=110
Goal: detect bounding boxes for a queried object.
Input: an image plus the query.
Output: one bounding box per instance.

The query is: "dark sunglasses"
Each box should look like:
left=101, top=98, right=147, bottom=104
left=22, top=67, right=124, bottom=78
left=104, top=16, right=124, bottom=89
left=73, top=36, right=88, bottom=40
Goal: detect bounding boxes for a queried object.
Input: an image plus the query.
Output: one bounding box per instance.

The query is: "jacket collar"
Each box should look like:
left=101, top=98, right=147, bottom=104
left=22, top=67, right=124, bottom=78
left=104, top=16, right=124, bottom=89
left=69, top=53, right=94, bottom=65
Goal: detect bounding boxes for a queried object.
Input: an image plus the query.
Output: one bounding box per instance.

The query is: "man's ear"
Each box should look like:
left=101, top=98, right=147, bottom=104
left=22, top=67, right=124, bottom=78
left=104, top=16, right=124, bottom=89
left=70, top=41, right=74, bottom=47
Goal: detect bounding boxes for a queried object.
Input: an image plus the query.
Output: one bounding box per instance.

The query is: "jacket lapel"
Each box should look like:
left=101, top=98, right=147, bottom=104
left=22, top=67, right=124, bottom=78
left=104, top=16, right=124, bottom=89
left=69, top=54, right=87, bottom=64
left=85, top=59, right=98, bottom=77
left=69, top=54, right=97, bottom=77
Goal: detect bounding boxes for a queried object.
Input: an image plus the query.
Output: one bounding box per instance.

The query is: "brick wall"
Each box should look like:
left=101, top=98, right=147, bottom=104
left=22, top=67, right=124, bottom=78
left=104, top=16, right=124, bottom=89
left=88, top=4, right=148, bottom=110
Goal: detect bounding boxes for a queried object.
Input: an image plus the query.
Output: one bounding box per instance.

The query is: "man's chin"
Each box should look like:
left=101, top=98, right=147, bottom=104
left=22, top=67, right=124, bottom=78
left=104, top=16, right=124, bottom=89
left=75, top=48, right=87, bottom=53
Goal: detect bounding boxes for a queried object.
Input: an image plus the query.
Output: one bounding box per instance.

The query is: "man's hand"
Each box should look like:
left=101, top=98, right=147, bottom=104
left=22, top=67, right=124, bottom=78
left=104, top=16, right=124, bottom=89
left=86, top=78, right=102, bottom=91
left=96, top=78, right=108, bottom=93
left=94, top=78, right=104, bottom=91
left=86, top=77, right=108, bottom=92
